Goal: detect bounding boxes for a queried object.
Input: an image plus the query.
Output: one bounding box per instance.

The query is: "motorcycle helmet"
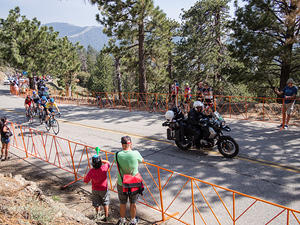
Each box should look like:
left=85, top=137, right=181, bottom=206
left=165, top=110, right=174, bottom=121
left=193, top=101, right=204, bottom=109
left=50, top=98, right=55, bottom=103
left=92, top=155, right=102, bottom=169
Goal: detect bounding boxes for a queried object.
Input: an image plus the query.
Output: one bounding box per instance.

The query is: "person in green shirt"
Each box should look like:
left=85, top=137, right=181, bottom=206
left=115, top=136, right=143, bottom=225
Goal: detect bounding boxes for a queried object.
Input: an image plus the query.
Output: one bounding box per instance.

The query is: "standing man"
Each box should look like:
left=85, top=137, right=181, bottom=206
left=196, top=81, right=204, bottom=101
left=170, top=79, right=180, bottom=107
left=115, top=136, right=144, bottom=225
left=275, top=78, right=298, bottom=130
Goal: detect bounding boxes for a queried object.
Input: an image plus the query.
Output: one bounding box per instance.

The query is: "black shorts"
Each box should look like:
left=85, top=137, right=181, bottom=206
left=92, top=190, right=110, bottom=207
left=117, top=184, right=139, bottom=204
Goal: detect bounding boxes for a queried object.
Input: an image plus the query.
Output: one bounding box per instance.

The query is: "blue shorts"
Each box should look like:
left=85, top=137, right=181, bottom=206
left=1, top=137, right=10, bottom=144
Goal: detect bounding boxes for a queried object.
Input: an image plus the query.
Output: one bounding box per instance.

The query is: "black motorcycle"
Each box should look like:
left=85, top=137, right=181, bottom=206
left=162, top=110, right=239, bottom=158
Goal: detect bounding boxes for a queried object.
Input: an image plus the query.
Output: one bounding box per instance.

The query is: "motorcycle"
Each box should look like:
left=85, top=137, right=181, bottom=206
left=162, top=109, right=239, bottom=158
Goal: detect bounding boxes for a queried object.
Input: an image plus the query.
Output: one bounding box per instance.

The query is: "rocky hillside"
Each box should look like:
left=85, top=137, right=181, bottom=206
left=46, top=22, right=109, bottom=50
left=0, top=173, right=96, bottom=225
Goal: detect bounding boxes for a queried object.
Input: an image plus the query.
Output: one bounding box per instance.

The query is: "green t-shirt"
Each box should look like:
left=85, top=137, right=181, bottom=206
left=115, top=150, right=143, bottom=186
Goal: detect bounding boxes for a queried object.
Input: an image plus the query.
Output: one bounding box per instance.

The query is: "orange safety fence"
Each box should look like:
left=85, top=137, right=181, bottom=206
left=7, top=121, right=300, bottom=225
left=13, top=88, right=300, bottom=126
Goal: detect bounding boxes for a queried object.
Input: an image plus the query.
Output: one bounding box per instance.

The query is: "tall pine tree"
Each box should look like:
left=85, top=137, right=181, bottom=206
left=231, top=0, right=300, bottom=92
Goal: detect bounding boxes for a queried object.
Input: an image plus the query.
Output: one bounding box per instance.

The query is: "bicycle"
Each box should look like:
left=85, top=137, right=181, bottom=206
left=45, top=112, right=60, bottom=135
left=26, top=107, right=34, bottom=124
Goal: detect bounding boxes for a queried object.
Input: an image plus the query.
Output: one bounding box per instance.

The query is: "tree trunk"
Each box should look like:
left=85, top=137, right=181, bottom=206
left=65, top=84, right=71, bottom=97
left=138, top=22, right=147, bottom=94
left=167, top=51, right=173, bottom=94
left=29, top=77, right=35, bottom=90
left=115, top=57, right=122, bottom=99
left=279, top=1, right=296, bottom=90
left=279, top=34, right=294, bottom=90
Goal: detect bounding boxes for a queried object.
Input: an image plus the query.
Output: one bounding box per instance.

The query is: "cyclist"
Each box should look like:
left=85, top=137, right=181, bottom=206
left=24, top=95, right=33, bottom=117
left=184, top=83, right=192, bottom=112
left=38, top=86, right=50, bottom=99
left=32, top=91, right=41, bottom=113
left=45, top=98, right=60, bottom=124
left=39, top=96, right=48, bottom=121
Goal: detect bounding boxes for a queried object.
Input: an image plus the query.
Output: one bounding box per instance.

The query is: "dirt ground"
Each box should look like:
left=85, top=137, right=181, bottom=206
left=0, top=153, right=154, bottom=225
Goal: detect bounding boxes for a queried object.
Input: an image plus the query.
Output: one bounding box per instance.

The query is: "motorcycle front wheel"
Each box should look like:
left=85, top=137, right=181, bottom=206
left=217, top=136, right=239, bottom=158
left=175, top=136, right=192, bottom=151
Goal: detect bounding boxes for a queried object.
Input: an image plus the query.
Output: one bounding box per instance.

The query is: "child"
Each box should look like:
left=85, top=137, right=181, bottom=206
left=84, top=155, right=110, bottom=222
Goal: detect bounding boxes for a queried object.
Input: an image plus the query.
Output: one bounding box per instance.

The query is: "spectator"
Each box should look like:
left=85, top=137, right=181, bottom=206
left=115, top=136, right=144, bottom=225
left=196, top=81, right=204, bottom=100
left=84, top=154, right=110, bottom=222
left=0, top=116, right=12, bottom=161
left=170, top=79, right=180, bottom=107
left=184, top=83, right=192, bottom=112
left=202, top=82, right=213, bottom=108
left=275, top=78, right=298, bottom=130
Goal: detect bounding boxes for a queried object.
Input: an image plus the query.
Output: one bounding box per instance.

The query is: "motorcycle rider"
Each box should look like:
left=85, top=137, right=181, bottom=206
left=188, top=101, right=211, bottom=149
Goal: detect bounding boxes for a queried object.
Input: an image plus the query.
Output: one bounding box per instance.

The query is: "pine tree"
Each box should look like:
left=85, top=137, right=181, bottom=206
left=231, top=0, right=300, bottom=92
left=176, top=0, right=240, bottom=93
left=89, top=0, right=173, bottom=94
left=87, top=51, right=114, bottom=93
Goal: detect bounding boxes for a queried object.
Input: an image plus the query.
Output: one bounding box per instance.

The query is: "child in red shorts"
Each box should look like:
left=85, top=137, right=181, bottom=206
left=84, top=155, right=110, bottom=222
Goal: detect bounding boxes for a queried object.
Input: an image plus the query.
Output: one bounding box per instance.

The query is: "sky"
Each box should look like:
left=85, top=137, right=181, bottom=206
left=0, top=0, right=202, bottom=27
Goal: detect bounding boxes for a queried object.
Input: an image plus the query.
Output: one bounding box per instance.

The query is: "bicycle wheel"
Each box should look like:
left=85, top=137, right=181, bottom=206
left=39, top=111, right=44, bottom=124
left=45, top=119, right=51, bottom=131
left=51, top=119, right=60, bottom=135
left=28, top=111, right=33, bottom=124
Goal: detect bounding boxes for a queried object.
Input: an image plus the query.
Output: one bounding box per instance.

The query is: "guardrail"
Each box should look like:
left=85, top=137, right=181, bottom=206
left=8, top=121, right=300, bottom=224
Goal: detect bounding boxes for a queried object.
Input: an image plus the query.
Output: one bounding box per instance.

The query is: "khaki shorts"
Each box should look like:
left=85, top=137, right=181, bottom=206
left=117, top=184, right=139, bottom=204
left=283, top=102, right=295, bottom=115
left=92, top=190, right=110, bottom=207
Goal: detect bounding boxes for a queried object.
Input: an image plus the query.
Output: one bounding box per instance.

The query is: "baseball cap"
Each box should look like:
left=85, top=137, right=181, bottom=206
left=121, top=136, right=132, bottom=144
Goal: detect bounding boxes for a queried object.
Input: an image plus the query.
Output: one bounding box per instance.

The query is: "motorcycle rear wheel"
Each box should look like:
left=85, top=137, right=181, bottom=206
left=175, top=137, right=192, bottom=151
left=217, top=136, right=239, bottom=158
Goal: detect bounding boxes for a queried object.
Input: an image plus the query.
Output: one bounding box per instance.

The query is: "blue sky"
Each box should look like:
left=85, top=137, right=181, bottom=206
left=0, top=0, right=201, bottom=27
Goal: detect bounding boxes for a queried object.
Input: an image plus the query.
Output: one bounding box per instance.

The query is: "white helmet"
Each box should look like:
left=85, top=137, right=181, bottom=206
left=165, top=110, right=174, bottom=121
left=193, top=101, right=204, bottom=109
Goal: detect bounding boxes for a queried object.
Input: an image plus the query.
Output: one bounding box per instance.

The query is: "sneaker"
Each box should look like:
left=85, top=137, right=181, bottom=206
left=98, top=213, right=105, bottom=221
left=93, top=213, right=99, bottom=221
left=277, top=124, right=283, bottom=128
left=128, top=217, right=139, bottom=225
left=102, top=216, right=109, bottom=222
left=116, top=218, right=126, bottom=225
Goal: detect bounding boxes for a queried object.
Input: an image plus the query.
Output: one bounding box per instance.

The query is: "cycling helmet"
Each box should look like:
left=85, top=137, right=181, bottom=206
left=41, top=96, right=47, bottom=101
left=165, top=110, right=174, bottom=121
left=92, top=155, right=102, bottom=169
left=193, top=101, right=204, bottom=109
left=50, top=98, right=54, bottom=103
left=185, top=83, right=189, bottom=86
left=33, top=91, right=36, bottom=95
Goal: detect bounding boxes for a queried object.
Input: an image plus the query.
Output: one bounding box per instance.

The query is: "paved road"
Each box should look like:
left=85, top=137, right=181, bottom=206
left=0, top=85, right=299, bottom=224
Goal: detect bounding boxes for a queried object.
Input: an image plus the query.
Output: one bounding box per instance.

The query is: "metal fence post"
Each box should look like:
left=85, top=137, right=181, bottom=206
left=157, top=167, right=165, bottom=221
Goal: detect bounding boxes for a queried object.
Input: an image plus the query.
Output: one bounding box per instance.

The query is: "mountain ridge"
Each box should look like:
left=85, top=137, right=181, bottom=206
left=45, top=22, right=108, bottom=50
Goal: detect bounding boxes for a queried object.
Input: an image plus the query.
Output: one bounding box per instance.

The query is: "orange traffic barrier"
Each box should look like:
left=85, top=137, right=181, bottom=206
left=47, top=91, right=300, bottom=126
left=8, top=121, right=300, bottom=224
